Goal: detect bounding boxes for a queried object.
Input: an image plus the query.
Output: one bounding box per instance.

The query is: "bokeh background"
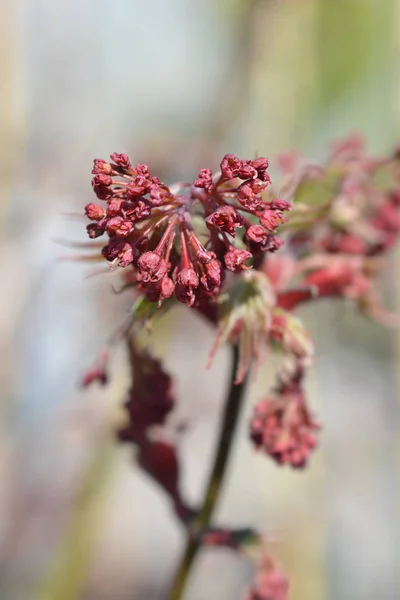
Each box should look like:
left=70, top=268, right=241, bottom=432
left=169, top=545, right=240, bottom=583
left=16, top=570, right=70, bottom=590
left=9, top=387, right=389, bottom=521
left=0, top=0, right=399, bottom=599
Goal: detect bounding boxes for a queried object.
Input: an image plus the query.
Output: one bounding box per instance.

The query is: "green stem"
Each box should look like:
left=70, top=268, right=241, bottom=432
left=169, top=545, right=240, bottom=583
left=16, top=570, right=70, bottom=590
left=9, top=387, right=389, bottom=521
left=166, top=345, right=247, bottom=600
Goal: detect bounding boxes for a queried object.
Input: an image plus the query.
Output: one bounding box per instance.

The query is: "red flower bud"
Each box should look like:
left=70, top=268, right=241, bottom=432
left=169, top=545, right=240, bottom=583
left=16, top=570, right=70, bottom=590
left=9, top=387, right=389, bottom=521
left=92, top=158, right=112, bottom=175
left=136, top=163, right=150, bottom=177
left=106, top=216, right=132, bottom=238
left=85, top=203, right=106, bottom=221
left=106, top=197, right=123, bottom=216
left=259, top=209, right=285, bottom=231
left=251, top=156, right=269, bottom=173
left=160, top=276, right=175, bottom=300
left=126, top=176, right=150, bottom=198
left=224, top=247, right=252, bottom=271
left=201, top=259, right=222, bottom=292
left=220, top=153, right=241, bottom=179
left=110, top=152, right=131, bottom=170
left=92, top=173, right=112, bottom=187
left=206, top=206, right=243, bottom=236
left=270, top=198, right=291, bottom=211
left=194, top=168, right=213, bottom=191
left=137, top=252, right=168, bottom=282
left=237, top=160, right=257, bottom=180
left=237, top=182, right=263, bottom=210
left=177, top=267, right=199, bottom=289
left=149, top=183, right=169, bottom=206
left=246, top=225, right=268, bottom=244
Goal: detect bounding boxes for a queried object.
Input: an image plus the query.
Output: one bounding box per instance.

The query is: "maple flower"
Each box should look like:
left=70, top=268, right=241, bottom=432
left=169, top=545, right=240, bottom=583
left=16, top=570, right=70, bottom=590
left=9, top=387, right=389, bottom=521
left=284, top=134, right=400, bottom=259
left=84, top=153, right=290, bottom=307
left=250, top=381, right=320, bottom=469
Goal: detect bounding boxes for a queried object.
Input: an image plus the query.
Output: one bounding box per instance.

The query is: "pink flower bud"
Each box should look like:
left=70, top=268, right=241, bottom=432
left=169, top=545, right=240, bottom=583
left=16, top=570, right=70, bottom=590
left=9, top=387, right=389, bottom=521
left=220, top=153, right=241, bottom=179
left=194, top=168, right=213, bottom=191
left=85, top=203, right=106, bottom=221
left=251, top=156, right=269, bottom=173
left=126, top=175, right=150, bottom=198
left=137, top=252, right=168, bottom=282
left=270, top=198, right=291, bottom=211
left=237, top=160, right=258, bottom=180
left=247, top=225, right=268, bottom=244
left=160, top=276, right=175, bottom=300
left=201, top=259, right=222, bottom=292
left=136, top=163, right=150, bottom=177
left=259, top=209, right=285, bottom=231
left=92, top=173, right=112, bottom=187
left=92, top=158, right=113, bottom=175
left=148, top=183, right=168, bottom=206
left=206, top=206, right=244, bottom=236
left=106, top=197, right=123, bottom=216
left=250, top=392, right=320, bottom=469
left=110, top=152, right=131, bottom=170
left=224, top=247, right=252, bottom=271
left=106, top=216, right=132, bottom=238
left=177, top=266, right=199, bottom=289
left=124, top=199, right=151, bottom=221
left=237, top=183, right=263, bottom=210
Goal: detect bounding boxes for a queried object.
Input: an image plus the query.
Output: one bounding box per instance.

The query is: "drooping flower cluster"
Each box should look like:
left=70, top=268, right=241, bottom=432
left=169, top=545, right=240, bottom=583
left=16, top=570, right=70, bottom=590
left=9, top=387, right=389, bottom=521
left=84, top=152, right=290, bottom=307
left=250, top=374, right=320, bottom=469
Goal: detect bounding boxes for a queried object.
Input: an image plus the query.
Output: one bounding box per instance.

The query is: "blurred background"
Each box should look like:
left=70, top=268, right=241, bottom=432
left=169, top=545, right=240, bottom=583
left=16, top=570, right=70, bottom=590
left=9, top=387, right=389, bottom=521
left=0, top=0, right=399, bottom=599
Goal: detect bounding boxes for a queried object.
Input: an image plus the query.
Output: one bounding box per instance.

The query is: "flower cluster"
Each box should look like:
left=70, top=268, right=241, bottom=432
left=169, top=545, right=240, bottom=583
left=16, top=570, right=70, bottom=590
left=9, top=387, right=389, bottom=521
left=250, top=375, right=320, bottom=469
left=77, top=136, right=400, bottom=600
left=286, top=134, right=400, bottom=257
left=84, top=153, right=290, bottom=307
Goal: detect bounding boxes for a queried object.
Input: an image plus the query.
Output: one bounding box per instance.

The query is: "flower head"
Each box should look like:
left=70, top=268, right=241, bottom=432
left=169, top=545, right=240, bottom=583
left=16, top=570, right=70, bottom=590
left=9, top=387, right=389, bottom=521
left=250, top=383, right=320, bottom=469
left=284, top=134, right=400, bottom=258
left=84, top=153, right=290, bottom=307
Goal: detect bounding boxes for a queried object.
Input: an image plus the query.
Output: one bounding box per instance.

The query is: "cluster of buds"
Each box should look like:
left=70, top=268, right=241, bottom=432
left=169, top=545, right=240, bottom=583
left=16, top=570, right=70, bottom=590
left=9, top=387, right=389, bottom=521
left=250, top=372, right=319, bottom=469
left=285, top=134, right=400, bottom=258
left=85, top=152, right=290, bottom=307
left=247, top=303, right=318, bottom=468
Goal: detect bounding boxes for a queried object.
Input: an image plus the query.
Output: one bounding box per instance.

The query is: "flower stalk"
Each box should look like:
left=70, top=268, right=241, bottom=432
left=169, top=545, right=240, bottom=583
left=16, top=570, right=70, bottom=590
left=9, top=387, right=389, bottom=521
left=166, top=344, right=247, bottom=600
